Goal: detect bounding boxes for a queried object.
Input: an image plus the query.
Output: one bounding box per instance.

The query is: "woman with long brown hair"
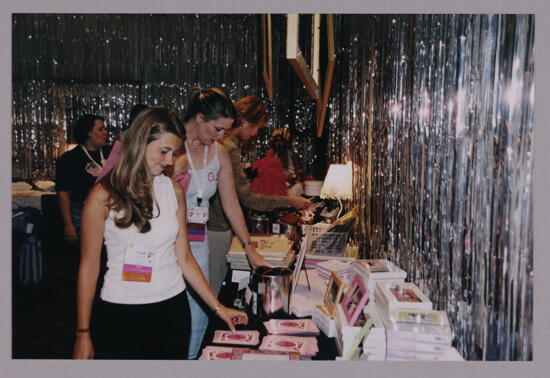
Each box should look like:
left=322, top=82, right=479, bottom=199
left=73, top=106, right=247, bottom=360
left=171, top=88, right=270, bottom=359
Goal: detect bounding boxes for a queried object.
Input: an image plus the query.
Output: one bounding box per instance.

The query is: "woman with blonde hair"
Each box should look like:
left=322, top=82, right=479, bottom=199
left=73, top=106, right=247, bottom=360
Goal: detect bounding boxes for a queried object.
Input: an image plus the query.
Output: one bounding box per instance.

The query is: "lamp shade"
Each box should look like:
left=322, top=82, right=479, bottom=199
left=320, top=162, right=353, bottom=200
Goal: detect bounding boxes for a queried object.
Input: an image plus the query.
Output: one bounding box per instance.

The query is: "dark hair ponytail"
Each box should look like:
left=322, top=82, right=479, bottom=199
left=182, top=87, right=237, bottom=124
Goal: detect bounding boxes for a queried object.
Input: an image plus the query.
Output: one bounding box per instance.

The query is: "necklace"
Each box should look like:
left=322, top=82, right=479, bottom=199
left=80, top=145, right=105, bottom=169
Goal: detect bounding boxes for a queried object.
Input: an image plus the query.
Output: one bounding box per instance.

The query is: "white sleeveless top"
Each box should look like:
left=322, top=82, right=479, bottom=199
left=185, top=142, right=220, bottom=216
left=100, top=174, right=186, bottom=304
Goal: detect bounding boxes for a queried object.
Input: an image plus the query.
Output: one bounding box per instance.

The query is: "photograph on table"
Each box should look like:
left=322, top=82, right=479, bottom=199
left=323, top=271, right=345, bottom=318
left=341, top=274, right=370, bottom=326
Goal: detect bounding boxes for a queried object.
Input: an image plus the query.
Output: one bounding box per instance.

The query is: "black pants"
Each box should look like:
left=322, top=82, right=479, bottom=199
left=92, top=290, right=191, bottom=359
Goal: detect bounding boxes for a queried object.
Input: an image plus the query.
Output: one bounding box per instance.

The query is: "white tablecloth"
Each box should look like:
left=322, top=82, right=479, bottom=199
left=12, top=190, right=54, bottom=211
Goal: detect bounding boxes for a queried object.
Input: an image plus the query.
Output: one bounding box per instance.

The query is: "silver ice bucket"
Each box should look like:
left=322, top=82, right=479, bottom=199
left=248, top=266, right=291, bottom=319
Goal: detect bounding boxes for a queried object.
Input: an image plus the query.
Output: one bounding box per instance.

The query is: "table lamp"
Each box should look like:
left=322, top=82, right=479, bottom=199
left=320, top=162, right=353, bottom=219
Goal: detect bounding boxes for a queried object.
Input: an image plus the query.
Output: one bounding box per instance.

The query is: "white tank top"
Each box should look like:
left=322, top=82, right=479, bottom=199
left=185, top=142, right=220, bottom=216
left=100, top=174, right=186, bottom=304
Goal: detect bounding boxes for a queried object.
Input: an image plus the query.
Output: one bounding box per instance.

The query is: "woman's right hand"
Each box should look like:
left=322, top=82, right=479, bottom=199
left=215, top=304, right=249, bottom=331
left=73, top=333, right=94, bottom=359
left=64, top=223, right=78, bottom=243
left=288, top=196, right=312, bottom=210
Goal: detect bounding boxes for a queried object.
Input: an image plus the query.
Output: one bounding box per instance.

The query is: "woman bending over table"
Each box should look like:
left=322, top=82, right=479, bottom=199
left=73, top=106, right=247, bottom=360
left=171, top=88, right=269, bottom=359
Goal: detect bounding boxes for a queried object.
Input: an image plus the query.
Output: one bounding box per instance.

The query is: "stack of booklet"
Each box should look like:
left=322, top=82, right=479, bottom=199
left=199, top=346, right=302, bottom=360
left=226, top=235, right=294, bottom=270
left=384, top=309, right=454, bottom=360
left=199, top=330, right=261, bottom=360
left=360, top=303, right=387, bottom=360
left=198, top=346, right=239, bottom=360
left=199, top=328, right=316, bottom=360
left=314, top=260, right=352, bottom=282
left=259, top=335, right=319, bottom=358
left=230, top=348, right=301, bottom=360
left=263, top=318, right=320, bottom=336
left=350, top=259, right=407, bottom=299
left=311, top=304, right=337, bottom=337
left=211, top=330, right=260, bottom=346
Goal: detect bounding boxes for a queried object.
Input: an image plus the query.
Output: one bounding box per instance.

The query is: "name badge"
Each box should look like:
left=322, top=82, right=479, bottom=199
left=187, top=223, right=206, bottom=242
left=122, top=241, right=155, bottom=282
left=188, top=206, right=209, bottom=224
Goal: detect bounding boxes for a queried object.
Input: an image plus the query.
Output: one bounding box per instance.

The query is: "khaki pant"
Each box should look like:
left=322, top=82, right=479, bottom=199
left=207, top=229, right=233, bottom=297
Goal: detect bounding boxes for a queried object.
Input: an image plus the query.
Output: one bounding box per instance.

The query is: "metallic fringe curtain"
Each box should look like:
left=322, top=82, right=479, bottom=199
left=12, top=14, right=263, bottom=179
left=12, top=14, right=319, bottom=180
left=328, top=14, right=534, bottom=360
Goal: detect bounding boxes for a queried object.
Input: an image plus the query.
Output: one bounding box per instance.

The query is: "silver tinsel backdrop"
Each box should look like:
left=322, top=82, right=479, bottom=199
left=328, top=14, right=534, bottom=360
left=12, top=14, right=317, bottom=180
left=12, top=14, right=533, bottom=360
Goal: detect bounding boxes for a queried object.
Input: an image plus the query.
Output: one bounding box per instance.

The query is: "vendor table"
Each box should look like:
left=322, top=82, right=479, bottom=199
left=201, top=268, right=339, bottom=360
left=12, top=190, right=53, bottom=211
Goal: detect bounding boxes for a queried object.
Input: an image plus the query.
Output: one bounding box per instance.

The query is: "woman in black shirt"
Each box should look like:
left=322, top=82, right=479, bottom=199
left=55, top=114, right=111, bottom=243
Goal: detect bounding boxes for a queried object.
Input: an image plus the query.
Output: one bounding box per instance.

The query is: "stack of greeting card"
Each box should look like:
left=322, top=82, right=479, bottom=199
left=226, top=235, right=294, bottom=270
left=263, top=318, right=320, bottom=336
left=199, top=345, right=303, bottom=361
left=198, top=346, right=243, bottom=360
left=259, top=335, right=319, bottom=357
left=198, top=330, right=261, bottom=360
left=211, top=330, right=260, bottom=346
left=350, top=259, right=406, bottom=299
left=230, top=348, right=301, bottom=360
left=384, top=309, right=454, bottom=361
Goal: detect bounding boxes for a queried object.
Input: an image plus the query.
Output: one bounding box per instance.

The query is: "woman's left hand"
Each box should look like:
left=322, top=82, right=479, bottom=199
left=216, top=305, right=248, bottom=331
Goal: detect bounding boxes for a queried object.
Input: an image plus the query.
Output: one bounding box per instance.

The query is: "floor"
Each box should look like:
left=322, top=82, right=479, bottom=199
left=12, top=236, right=82, bottom=359
left=12, top=212, right=109, bottom=360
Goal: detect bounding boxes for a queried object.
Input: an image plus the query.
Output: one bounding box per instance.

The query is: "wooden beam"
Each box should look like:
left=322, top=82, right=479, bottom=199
left=262, top=14, right=273, bottom=101
left=317, top=14, right=336, bottom=137
left=312, top=14, right=321, bottom=86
